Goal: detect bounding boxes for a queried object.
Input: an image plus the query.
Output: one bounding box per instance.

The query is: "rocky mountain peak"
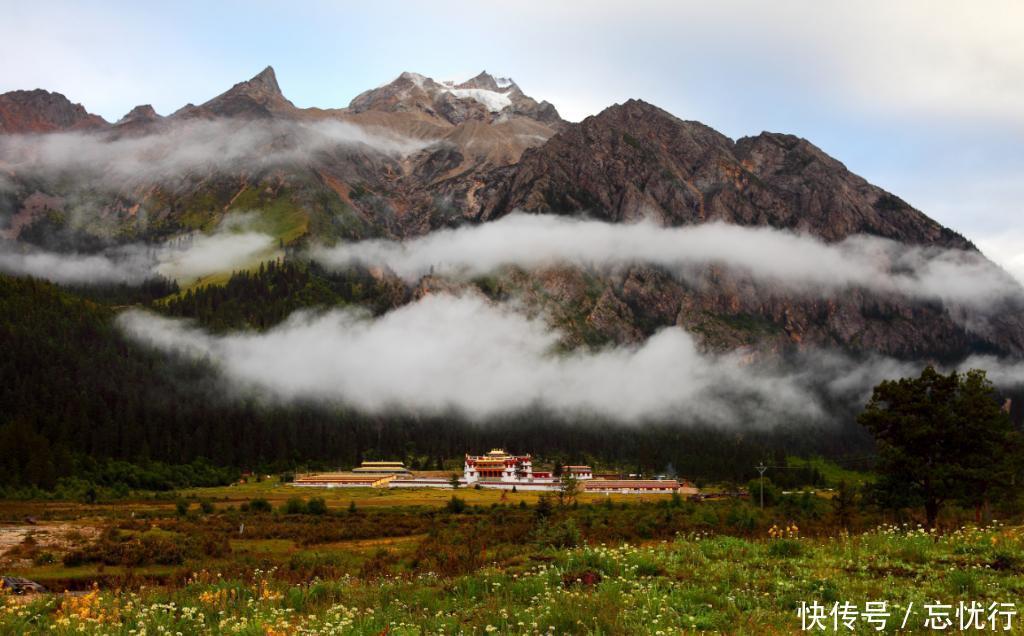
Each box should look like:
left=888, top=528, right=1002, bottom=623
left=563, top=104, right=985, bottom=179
left=243, top=66, right=284, bottom=97
left=348, top=70, right=560, bottom=126
left=117, top=104, right=161, bottom=124
left=185, top=65, right=295, bottom=119
left=474, top=98, right=968, bottom=250
left=0, top=89, right=109, bottom=133
left=456, top=71, right=518, bottom=93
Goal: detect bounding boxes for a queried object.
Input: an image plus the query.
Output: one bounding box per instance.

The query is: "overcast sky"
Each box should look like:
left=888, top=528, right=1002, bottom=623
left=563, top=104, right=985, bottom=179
left=2, top=1, right=1022, bottom=266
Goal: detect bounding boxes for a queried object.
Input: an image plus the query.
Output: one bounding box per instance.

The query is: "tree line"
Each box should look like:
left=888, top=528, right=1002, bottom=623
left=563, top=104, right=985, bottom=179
left=0, top=271, right=872, bottom=494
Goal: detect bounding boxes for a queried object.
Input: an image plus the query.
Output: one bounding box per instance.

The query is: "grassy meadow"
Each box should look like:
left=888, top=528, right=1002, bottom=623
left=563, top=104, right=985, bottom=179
left=2, top=480, right=1024, bottom=634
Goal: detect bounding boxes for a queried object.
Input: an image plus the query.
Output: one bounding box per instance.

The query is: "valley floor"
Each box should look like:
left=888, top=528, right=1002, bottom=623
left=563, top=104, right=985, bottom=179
left=1, top=483, right=1022, bottom=634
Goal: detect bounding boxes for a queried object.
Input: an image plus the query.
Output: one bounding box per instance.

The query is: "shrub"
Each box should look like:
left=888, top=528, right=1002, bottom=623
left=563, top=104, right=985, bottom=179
left=249, top=498, right=272, bottom=513
left=63, top=530, right=194, bottom=567
left=283, top=497, right=306, bottom=515
left=306, top=498, right=327, bottom=515
left=535, top=495, right=554, bottom=519
left=534, top=517, right=580, bottom=548
left=446, top=495, right=467, bottom=514
left=359, top=548, right=397, bottom=578
left=199, top=500, right=215, bottom=514
left=32, top=551, right=56, bottom=566
left=746, top=478, right=780, bottom=507
left=562, top=569, right=602, bottom=588
left=175, top=499, right=190, bottom=516
left=199, top=533, right=232, bottom=558
left=948, top=570, right=978, bottom=595
left=767, top=538, right=804, bottom=558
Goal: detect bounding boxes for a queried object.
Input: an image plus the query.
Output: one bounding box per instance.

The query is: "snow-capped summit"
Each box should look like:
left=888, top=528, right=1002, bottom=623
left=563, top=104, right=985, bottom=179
left=348, top=70, right=559, bottom=125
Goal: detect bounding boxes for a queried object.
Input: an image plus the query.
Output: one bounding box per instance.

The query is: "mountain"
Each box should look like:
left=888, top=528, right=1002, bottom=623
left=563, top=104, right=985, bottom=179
left=343, top=70, right=564, bottom=189
left=350, top=70, right=561, bottom=126
left=467, top=99, right=969, bottom=248
left=0, top=89, right=108, bottom=133
left=173, top=66, right=298, bottom=119
left=1, top=66, right=1022, bottom=362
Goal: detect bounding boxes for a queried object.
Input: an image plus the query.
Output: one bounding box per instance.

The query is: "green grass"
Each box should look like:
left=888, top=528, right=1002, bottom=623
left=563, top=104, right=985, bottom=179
left=787, top=455, right=875, bottom=488
left=175, top=478, right=676, bottom=510
left=4, top=523, right=1023, bottom=634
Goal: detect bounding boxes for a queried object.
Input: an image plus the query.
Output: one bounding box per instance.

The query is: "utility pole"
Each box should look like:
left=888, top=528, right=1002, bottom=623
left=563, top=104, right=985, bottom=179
left=756, top=462, right=767, bottom=509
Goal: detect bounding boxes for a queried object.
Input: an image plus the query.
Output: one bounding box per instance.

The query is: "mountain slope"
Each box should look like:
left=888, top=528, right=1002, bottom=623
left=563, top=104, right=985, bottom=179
left=468, top=99, right=969, bottom=248
left=1, top=68, right=1021, bottom=362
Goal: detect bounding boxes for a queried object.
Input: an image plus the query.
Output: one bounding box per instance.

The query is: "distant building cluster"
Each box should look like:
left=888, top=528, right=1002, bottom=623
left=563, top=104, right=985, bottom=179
left=293, top=448, right=698, bottom=495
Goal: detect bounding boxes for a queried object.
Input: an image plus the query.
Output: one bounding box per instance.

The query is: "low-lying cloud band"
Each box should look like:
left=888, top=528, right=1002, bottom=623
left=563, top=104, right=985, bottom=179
left=116, top=293, right=927, bottom=425
left=312, top=213, right=1022, bottom=308
left=0, top=118, right=430, bottom=189
left=0, top=224, right=276, bottom=285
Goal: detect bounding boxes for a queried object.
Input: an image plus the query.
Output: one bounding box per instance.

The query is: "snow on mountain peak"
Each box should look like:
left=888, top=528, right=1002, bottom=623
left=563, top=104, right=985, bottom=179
left=444, top=87, right=512, bottom=112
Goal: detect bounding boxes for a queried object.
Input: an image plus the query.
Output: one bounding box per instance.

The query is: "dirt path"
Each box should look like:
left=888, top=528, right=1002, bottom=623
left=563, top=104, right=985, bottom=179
left=0, top=523, right=99, bottom=568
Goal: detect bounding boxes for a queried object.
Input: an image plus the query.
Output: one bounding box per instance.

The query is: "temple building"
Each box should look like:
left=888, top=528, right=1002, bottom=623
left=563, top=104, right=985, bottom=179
left=562, top=465, right=593, bottom=480
left=351, top=461, right=410, bottom=474
left=463, top=449, right=535, bottom=483
left=292, top=449, right=698, bottom=496
left=293, top=473, right=395, bottom=488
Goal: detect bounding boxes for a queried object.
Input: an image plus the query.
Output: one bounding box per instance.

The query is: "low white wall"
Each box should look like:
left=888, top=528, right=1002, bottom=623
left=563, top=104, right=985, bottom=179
left=388, top=479, right=458, bottom=489
left=292, top=482, right=379, bottom=489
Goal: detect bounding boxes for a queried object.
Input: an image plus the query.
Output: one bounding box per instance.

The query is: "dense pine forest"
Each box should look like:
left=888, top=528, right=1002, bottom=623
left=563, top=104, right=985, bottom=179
left=0, top=266, right=872, bottom=496
left=162, top=260, right=409, bottom=331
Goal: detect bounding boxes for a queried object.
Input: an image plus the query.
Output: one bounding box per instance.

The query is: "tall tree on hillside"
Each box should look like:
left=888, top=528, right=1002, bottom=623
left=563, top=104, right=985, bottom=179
left=858, top=366, right=1022, bottom=528
left=558, top=472, right=581, bottom=507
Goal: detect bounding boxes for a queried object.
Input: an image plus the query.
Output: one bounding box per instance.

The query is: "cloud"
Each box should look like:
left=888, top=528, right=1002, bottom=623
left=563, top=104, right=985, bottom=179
left=955, top=356, right=1024, bottom=394
left=0, top=241, right=156, bottom=285
left=0, top=118, right=430, bottom=190
left=153, top=231, right=276, bottom=283
left=0, top=219, right=276, bottom=285
left=312, top=213, right=1022, bottom=308
left=118, top=292, right=916, bottom=424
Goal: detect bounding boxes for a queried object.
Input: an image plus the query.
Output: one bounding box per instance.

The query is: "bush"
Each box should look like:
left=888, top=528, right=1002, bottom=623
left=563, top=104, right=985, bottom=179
left=767, top=538, right=804, bottom=558
left=446, top=495, right=467, bottom=513
left=249, top=498, right=272, bottom=513
left=175, top=499, right=190, bottom=516
left=283, top=497, right=306, bottom=515
left=780, top=491, right=829, bottom=520
left=199, top=532, right=232, bottom=558
left=535, top=495, right=554, bottom=519
left=32, top=551, right=56, bottom=566
left=534, top=517, right=580, bottom=548
left=199, top=500, right=215, bottom=514
left=63, top=530, right=195, bottom=567
left=746, top=478, right=780, bottom=507
left=306, top=498, right=327, bottom=515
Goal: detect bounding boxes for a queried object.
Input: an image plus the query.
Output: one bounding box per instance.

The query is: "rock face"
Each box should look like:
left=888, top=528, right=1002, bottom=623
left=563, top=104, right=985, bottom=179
left=117, top=104, right=161, bottom=125
left=1, top=68, right=1022, bottom=362
left=469, top=99, right=970, bottom=248
left=0, top=89, right=108, bottom=133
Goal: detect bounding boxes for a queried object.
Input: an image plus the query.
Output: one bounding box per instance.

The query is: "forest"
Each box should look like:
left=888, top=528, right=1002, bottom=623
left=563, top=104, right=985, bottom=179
left=1, top=264, right=872, bottom=496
